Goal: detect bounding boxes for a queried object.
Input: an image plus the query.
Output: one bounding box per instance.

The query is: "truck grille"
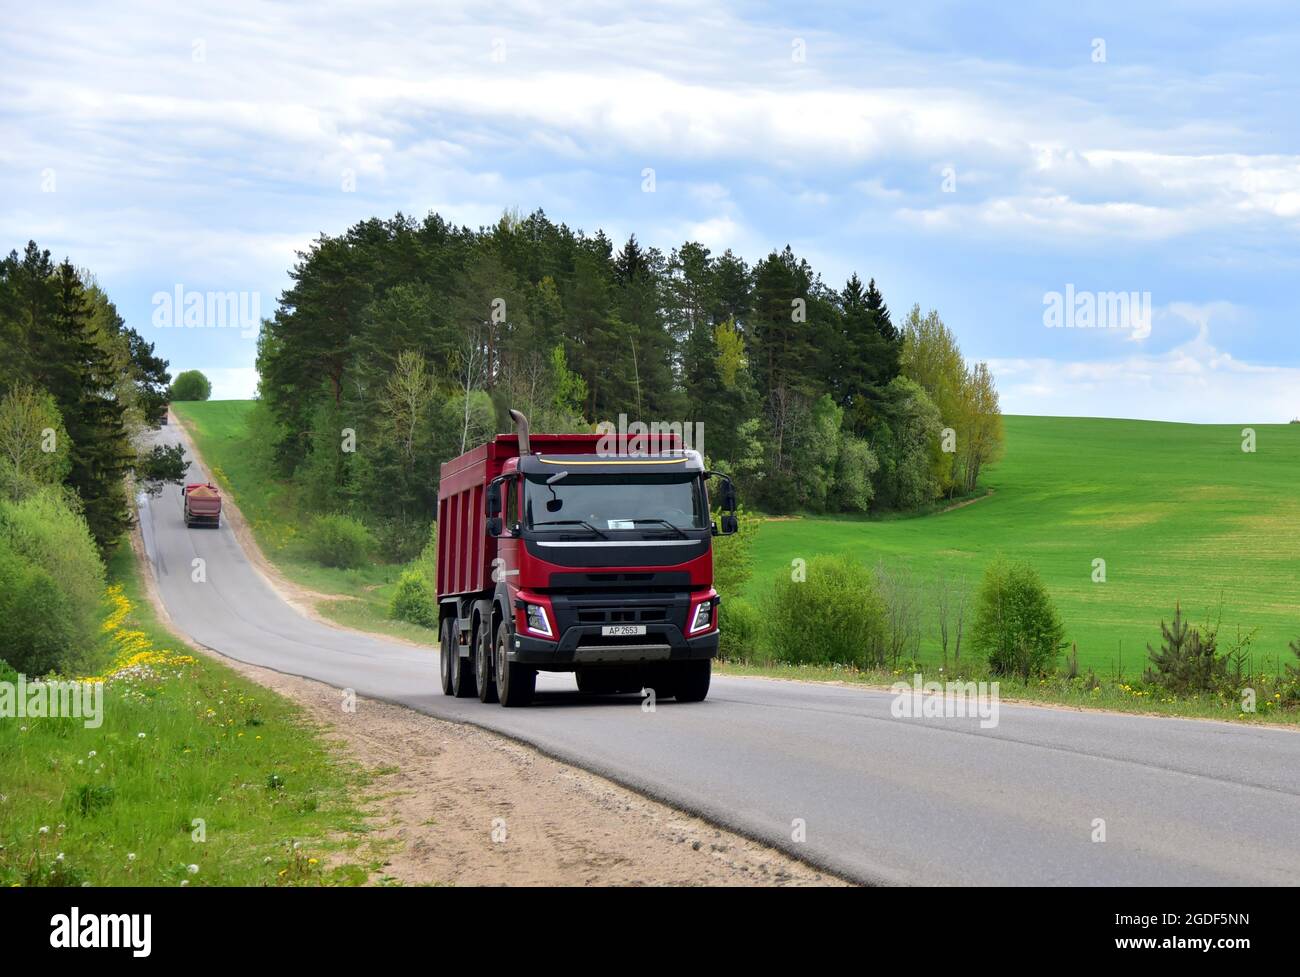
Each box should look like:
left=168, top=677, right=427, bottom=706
left=576, top=607, right=667, bottom=624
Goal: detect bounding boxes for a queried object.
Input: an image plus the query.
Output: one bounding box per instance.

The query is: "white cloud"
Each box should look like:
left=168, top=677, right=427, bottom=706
left=992, top=307, right=1299, bottom=423
left=196, top=367, right=261, bottom=401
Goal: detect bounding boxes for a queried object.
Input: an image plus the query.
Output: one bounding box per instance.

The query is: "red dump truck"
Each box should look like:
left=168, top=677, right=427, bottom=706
left=182, top=482, right=222, bottom=528
left=436, top=411, right=738, bottom=707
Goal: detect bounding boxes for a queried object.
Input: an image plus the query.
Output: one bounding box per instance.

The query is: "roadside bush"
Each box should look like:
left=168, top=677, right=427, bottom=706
left=0, top=489, right=104, bottom=675
left=306, top=514, right=373, bottom=569
left=970, top=557, right=1065, bottom=680
left=711, top=504, right=759, bottom=598
left=0, top=545, right=77, bottom=676
left=390, top=568, right=437, bottom=629
left=1143, top=602, right=1226, bottom=694
left=718, top=596, right=764, bottom=662
left=410, top=522, right=438, bottom=588
left=369, top=515, right=430, bottom=564
left=765, top=554, right=886, bottom=668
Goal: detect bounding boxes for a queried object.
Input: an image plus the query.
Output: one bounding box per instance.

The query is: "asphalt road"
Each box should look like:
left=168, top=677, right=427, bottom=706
left=139, top=420, right=1300, bottom=885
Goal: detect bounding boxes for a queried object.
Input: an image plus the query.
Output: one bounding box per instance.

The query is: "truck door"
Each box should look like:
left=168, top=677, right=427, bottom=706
left=494, top=475, right=521, bottom=595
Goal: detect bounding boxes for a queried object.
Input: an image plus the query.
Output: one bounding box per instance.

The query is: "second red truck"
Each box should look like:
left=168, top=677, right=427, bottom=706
left=436, top=411, right=738, bottom=707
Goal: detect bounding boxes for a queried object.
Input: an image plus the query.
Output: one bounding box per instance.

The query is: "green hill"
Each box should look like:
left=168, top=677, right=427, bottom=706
left=750, top=416, right=1300, bottom=676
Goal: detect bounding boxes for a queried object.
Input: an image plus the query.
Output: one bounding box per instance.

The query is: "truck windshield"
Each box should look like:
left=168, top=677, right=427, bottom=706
left=524, top=473, right=707, bottom=532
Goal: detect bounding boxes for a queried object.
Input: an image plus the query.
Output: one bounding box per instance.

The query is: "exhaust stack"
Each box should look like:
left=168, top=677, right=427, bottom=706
left=509, top=409, right=531, bottom=455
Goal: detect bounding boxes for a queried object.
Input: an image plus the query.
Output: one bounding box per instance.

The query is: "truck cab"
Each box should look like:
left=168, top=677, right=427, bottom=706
left=436, top=412, right=737, bottom=707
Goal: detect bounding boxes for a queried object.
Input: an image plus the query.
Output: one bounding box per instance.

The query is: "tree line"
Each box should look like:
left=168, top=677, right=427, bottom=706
left=0, top=241, right=173, bottom=548
left=0, top=241, right=174, bottom=676
left=258, top=208, right=1004, bottom=531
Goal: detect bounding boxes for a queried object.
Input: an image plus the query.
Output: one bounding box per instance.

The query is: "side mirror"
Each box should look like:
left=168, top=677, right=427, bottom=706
left=486, top=516, right=503, bottom=537
left=721, top=479, right=737, bottom=512
left=720, top=513, right=738, bottom=536
left=486, top=480, right=502, bottom=517
left=705, top=471, right=737, bottom=513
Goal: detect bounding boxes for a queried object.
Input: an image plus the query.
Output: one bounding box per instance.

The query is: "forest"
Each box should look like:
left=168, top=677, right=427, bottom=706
left=256, top=208, right=1004, bottom=536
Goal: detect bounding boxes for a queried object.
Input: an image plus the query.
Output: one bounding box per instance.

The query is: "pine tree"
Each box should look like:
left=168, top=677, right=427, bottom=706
left=1144, top=602, right=1226, bottom=693
left=50, top=261, right=133, bottom=548
left=866, top=277, right=896, bottom=343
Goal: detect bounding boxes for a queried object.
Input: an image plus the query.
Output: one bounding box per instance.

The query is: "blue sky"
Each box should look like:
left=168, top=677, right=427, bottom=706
left=3, top=0, right=1299, bottom=421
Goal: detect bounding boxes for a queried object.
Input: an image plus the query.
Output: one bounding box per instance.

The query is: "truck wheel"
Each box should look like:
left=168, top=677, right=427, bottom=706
left=495, top=622, right=535, bottom=707
left=439, top=618, right=455, bottom=696
left=450, top=626, right=478, bottom=699
left=673, top=660, right=711, bottom=703
left=476, top=620, right=499, bottom=703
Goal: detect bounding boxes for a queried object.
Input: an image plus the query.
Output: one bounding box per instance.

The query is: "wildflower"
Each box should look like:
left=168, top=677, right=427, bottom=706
left=138, top=733, right=147, bottom=739
left=187, top=864, right=199, bottom=874
left=180, top=880, right=189, bottom=887
left=128, top=853, right=136, bottom=861
left=38, top=826, right=49, bottom=835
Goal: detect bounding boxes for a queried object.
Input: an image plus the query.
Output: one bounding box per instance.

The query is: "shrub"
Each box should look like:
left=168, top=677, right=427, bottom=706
left=0, top=490, right=104, bottom=675
left=306, top=514, right=373, bottom=568
left=765, top=554, right=886, bottom=668
left=411, top=522, right=438, bottom=588
left=170, top=370, right=211, bottom=401
left=718, top=596, right=764, bottom=662
left=711, top=504, right=759, bottom=598
left=369, top=515, right=430, bottom=564
left=0, top=545, right=77, bottom=676
left=390, top=568, right=437, bottom=629
left=970, top=557, right=1065, bottom=680
left=1143, top=602, right=1226, bottom=694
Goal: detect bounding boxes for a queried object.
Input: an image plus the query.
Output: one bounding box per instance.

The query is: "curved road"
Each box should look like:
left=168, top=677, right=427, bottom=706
left=140, top=420, right=1300, bottom=886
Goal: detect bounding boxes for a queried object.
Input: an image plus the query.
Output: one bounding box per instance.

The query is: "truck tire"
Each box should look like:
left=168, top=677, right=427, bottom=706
left=672, top=660, right=711, bottom=703
left=450, top=625, right=478, bottom=699
left=495, top=621, right=535, bottom=707
left=439, top=618, right=455, bottom=696
left=476, top=619, right=499, bottom=704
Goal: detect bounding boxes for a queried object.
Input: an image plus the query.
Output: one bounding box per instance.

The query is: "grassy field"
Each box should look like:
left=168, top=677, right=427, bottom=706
left=170, top=400, right=436, bottom=646
left=750, top=416, right=1300, bottom=677
left=0, top=541, right=383, bottom=886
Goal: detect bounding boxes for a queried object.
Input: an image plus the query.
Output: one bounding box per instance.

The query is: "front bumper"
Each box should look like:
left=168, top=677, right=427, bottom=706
left=511, top=627, right=717, bottom=666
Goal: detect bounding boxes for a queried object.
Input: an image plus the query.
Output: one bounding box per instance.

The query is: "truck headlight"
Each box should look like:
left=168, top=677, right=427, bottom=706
left=525, top=603, right=552, bottom=637
left=689, top=600, right=714, bottom=635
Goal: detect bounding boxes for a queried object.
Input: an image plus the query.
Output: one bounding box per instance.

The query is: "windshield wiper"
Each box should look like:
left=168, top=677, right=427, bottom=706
left=531, top=519, right=608, bottom=539
left=626, top=518, right=689, bottom=539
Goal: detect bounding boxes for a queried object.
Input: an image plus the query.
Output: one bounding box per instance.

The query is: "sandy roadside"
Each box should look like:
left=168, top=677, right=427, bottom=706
left=214, top=657, right=845, bottom=886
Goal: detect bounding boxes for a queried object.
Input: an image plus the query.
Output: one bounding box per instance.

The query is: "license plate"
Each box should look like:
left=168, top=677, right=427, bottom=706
left=601, top=625, right=646, bottom=637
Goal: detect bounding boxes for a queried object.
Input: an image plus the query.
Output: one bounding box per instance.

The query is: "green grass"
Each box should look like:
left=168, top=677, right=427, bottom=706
left=749, top=416, right=1300, bottom=677
left=170, top=401, right=435, bottom=646
left=714, top=659, right=1300, bottom=725
left=0, top=542, right=384, bottom=886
